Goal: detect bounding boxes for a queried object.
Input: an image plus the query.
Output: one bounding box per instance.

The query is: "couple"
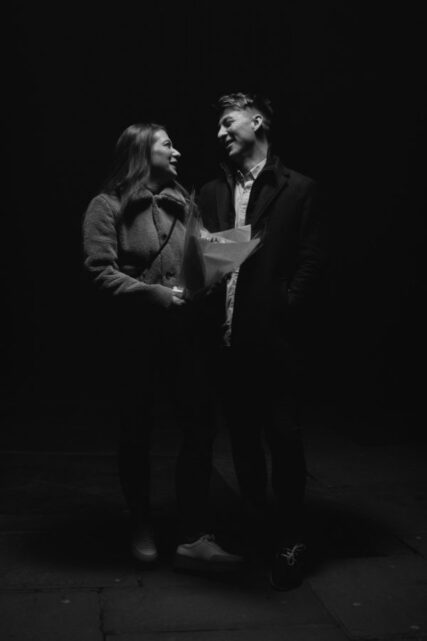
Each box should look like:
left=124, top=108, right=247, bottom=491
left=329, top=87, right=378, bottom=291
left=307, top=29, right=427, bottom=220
left=82, top=92, right=323, bottom=591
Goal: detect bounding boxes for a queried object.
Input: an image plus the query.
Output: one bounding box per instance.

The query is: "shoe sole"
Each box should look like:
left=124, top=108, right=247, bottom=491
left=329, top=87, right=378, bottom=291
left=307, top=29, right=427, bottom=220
left=174, top=554, right=243, bottom=573
left=269, top=573, right=302, bottom=591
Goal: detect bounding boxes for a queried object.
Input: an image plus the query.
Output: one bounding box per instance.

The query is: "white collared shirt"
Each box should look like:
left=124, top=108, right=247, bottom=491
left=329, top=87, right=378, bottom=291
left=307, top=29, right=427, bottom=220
left=224, top=158, right=267, bottom=346
left=233, top=159, right=266, bottom=226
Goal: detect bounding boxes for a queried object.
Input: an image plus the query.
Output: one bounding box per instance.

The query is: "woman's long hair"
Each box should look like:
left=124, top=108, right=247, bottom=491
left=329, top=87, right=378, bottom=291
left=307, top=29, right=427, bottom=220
left=102, top=122, right=186, bottom=205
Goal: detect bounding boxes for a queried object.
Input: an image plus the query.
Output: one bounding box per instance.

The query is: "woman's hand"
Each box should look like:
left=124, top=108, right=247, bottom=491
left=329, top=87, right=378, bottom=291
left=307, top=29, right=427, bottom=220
left=171, top=285, right=185, bottom=306
left=148, top=284, right=185, bottom=308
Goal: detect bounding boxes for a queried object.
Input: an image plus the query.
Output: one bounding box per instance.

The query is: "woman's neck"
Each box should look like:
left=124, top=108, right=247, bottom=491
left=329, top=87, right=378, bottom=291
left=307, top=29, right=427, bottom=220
left=145, top=179, right=162, bottom=194
left=146, top=167, right=176, bottom=193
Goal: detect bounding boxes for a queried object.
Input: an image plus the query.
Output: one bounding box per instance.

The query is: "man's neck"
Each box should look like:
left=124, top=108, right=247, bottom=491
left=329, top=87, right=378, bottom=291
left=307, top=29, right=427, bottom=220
left=236, top=142, right=269, bottom=174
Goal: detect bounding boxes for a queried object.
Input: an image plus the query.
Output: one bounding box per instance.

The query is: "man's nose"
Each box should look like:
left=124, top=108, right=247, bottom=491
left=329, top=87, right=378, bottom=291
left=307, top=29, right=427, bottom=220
left=172, top=148, right=181, bottom=158
left=217, top=125, right=226, bottom=139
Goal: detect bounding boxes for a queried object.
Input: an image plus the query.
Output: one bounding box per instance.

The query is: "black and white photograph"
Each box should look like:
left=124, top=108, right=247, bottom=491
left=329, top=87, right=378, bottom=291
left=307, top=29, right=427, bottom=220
left=2, top=3, right=427, bottom=640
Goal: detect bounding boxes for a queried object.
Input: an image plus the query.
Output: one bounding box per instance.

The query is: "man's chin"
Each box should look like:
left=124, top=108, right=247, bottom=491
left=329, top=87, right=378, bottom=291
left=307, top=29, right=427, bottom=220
left=225, top=148, right=242, bottom=164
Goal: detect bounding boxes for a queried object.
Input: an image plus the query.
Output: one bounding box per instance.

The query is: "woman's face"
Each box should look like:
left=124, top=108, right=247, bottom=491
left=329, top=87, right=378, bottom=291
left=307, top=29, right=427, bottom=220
left=150, top=129, right=181, bottom=183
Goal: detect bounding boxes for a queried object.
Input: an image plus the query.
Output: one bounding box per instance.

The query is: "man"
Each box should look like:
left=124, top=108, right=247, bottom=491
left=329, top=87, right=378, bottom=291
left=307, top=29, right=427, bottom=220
left=198, top=92, right=324, bottom=590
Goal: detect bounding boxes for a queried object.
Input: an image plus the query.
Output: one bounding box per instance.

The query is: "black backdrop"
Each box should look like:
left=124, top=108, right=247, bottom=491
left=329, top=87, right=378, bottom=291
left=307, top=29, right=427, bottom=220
left=4, top=3, right=427, bottom=442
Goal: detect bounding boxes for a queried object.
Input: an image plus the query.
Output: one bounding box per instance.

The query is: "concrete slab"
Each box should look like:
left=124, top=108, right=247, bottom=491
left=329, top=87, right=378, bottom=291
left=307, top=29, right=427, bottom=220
left=105, top=625, right=350, bottom=640
left=101, top=583, right=333, bottom=635
left=306, top=430, right=427, bottom=492
left=404, top=530, right=427, bottom=557
left=0, top=589, right=102, bottom=641
left=136, top=561, right=265, bottom=590
left=309, top=554, right=427, bottom=638
left=0, top=531, right=140, bottom=589
left=304, top=491, right=417, bottom=561
left=0, top=451, right=123, bottom=515
left=305, top=484, right=427, bottom=560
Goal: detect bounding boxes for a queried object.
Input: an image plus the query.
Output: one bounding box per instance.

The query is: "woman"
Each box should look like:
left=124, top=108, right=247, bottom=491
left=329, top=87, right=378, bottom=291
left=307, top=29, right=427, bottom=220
left=82, top=123, right=241, bottom=570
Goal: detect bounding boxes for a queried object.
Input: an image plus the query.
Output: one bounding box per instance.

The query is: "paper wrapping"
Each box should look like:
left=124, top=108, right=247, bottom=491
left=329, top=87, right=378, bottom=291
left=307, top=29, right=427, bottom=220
left=179, top=199, right=260, bottom=299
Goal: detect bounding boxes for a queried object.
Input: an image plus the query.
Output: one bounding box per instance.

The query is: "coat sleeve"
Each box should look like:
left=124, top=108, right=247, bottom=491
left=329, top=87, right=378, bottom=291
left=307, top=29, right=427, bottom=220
left=82, top=194, right=174, bottom=308
left=288, top=180, right=325, bottom=310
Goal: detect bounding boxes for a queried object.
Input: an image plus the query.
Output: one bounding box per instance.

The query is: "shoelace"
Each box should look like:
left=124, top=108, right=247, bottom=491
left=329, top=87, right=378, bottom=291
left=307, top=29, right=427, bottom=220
left=200, top=534, right=216, bottom=543
left=279, top=543, right=306, bottom=566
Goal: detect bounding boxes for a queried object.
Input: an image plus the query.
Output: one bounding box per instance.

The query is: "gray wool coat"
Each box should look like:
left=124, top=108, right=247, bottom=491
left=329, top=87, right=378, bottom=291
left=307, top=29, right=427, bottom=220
left=82, top=185, right=188, bottom=310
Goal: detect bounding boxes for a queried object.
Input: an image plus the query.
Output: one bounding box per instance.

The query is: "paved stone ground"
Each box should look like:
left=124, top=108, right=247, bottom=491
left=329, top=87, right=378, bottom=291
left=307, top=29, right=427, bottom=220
left=1, top=403, right=427, bottom=640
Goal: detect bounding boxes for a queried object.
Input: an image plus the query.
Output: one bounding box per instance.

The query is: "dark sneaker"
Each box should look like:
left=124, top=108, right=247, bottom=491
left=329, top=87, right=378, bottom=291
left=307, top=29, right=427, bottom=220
left=174, top=534, right=243, bottom=572
left=131, top=526, right=158, bottom=563
left=270, top=542, right=306, bottom=590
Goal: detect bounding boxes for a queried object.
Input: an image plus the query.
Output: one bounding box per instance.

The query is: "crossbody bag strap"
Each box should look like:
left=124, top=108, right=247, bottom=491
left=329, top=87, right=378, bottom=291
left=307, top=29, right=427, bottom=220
left=147, top=214, right=179, bottom=268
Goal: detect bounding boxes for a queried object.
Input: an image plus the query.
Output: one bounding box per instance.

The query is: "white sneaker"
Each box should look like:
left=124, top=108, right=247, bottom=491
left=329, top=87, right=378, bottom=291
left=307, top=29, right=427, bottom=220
left=174, top=534, right=243, bottom=571
left=131, top=526, right=158, bottom=563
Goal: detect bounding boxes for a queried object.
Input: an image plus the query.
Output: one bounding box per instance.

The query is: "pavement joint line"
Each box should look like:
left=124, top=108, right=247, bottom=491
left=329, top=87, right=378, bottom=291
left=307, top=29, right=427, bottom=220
left=0, top=587, right=103, bottom=594
left=395, top=536, right=426, bottom=557
left=0, top=450, right=117, bottom=457
left=97, top=587, right=107, bottom=641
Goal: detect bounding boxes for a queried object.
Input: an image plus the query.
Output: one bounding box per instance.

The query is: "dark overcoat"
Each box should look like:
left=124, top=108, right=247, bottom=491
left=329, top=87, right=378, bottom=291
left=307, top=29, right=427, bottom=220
left=198, top=154, right=324, bottom=357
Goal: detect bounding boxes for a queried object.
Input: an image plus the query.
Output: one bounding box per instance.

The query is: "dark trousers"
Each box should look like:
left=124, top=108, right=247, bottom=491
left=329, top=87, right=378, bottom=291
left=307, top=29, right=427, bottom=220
left=117, top=331, right=217, bottom=541
left=222, top=346, right=307, bottom=543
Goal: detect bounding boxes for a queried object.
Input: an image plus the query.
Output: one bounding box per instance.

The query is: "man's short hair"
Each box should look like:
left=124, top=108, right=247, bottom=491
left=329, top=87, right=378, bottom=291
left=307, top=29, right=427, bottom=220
left=215, top=92, right=273, bottom=138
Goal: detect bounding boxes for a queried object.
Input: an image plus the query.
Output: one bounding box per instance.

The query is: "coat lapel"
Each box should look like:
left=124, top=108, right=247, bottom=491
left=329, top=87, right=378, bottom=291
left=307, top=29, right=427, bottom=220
left=216, top=165, right=235, bottom=229
left=246, top=159, right=290, bottom=231
left=156, top=186, right=187, bottom=222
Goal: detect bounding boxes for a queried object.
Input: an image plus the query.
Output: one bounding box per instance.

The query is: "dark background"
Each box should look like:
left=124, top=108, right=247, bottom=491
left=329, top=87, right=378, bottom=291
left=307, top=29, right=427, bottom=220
left=4, top=3, right=426, bottom=446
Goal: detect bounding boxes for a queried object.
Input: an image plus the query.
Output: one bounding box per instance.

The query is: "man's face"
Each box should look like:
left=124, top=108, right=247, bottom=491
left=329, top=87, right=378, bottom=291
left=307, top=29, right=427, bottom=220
left=217, top=108, right=259, bottom=162
left=150, top=129, right=181, bottom=181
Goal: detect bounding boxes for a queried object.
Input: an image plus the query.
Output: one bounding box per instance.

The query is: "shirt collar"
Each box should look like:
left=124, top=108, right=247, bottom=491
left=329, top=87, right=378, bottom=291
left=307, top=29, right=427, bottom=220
left=236, top=158, right=267, bottom=184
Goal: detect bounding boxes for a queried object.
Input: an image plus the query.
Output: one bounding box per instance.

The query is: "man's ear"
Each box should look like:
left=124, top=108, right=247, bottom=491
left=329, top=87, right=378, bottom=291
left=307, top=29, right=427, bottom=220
left=252, top=114, right=263, bottom=132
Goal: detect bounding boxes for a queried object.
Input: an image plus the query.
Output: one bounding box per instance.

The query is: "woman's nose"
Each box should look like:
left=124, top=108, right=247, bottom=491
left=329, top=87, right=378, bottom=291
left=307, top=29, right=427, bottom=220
left=173, top=148, right=181, bottom=158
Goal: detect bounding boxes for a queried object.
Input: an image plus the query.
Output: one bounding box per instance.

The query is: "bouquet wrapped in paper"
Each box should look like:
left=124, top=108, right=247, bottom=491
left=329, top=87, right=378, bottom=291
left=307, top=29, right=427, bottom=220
left=178, top=195, right=260, bottom=299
